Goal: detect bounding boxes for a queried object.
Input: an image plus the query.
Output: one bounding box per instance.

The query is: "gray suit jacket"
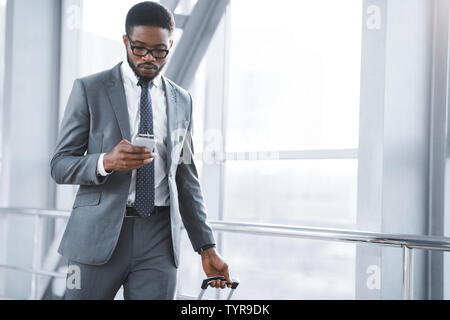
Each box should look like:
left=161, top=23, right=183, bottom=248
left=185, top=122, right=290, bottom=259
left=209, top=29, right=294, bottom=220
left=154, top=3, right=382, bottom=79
left=50, top=62, right=215, bottom=267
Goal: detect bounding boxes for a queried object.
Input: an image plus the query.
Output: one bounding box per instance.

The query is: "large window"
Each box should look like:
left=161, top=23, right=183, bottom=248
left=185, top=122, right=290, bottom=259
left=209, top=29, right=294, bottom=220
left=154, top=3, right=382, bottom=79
left=225, top=0, right=361, bottom=228
left=222, top=0, right=361, bottom=299
left=179, top=0, right=362, bottom=299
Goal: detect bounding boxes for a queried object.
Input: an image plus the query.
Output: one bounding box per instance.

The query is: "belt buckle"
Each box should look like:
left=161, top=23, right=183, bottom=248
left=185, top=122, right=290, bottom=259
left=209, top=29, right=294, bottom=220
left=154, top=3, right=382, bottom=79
left=125, top=206, right=139, bottom=218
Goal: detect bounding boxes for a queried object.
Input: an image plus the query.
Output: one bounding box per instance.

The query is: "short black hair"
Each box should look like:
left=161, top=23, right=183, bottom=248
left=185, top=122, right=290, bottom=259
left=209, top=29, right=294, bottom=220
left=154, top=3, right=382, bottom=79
left=125, top=1, right=175, bottom=36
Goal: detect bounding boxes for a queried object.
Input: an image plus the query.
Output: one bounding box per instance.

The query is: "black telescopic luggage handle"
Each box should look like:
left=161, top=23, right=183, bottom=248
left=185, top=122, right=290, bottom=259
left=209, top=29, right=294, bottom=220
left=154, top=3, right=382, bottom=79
left=198, top=276, right=240, bottom=300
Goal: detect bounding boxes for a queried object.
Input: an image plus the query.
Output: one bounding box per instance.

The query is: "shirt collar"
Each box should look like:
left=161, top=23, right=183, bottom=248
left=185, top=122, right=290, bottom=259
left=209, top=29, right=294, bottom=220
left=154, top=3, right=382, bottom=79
left=121, top=60, right=162, bottom=89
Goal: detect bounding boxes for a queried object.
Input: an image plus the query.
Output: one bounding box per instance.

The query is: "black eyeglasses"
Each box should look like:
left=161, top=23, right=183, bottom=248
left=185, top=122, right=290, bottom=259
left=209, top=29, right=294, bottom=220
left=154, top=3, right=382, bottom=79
left=127, top=35, right=169, bottom=59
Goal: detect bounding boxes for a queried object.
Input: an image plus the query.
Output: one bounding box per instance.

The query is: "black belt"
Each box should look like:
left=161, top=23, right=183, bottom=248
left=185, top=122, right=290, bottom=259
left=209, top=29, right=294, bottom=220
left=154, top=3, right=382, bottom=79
left=125, top=206, right=170, bottom=218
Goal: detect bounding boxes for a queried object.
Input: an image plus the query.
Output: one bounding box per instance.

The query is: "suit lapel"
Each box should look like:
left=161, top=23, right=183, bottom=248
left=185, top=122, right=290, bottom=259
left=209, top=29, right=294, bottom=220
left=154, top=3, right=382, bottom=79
left=104, top=62, right=131, bottom=142
left=163, top=75, right=178, bottom=176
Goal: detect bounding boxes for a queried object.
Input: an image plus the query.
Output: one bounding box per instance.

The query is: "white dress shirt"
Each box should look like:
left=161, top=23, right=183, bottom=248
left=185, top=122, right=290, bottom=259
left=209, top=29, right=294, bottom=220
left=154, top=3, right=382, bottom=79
left=97, top=61, right=170, bottom=206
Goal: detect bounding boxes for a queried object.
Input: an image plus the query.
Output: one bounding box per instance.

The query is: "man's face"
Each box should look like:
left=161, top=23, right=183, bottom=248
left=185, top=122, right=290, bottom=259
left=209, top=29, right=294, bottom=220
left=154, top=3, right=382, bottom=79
left=123, top=25, right=173, bottom=82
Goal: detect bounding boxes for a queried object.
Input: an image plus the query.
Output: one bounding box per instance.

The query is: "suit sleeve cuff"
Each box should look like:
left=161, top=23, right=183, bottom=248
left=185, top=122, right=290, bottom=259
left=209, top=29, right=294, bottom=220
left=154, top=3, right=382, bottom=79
left=196, top=244, right=216, bottom=255
left=97, top=153, right=113, bottom=176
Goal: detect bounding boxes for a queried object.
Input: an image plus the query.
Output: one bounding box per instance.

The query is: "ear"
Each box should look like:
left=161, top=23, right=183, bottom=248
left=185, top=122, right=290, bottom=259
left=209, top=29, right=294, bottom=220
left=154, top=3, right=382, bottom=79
left=123, top=34, right=128, bottom=47
left=169, top=39, right=174, bottom=50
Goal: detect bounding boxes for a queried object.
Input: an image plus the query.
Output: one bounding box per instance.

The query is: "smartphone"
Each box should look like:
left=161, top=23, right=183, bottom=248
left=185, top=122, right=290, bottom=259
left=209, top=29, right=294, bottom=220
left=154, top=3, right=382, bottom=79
left=132, top=134, right=157, bottom=153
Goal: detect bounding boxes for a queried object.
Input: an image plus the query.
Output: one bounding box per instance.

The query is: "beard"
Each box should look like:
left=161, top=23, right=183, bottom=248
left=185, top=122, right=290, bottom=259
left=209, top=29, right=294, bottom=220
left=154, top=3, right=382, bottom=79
left=126, top=52, right=165, bottom=82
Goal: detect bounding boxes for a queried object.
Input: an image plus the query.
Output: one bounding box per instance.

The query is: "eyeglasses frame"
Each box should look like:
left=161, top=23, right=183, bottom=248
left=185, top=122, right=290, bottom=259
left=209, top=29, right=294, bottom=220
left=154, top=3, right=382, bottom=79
left=126, top=34, right=170, bottom=59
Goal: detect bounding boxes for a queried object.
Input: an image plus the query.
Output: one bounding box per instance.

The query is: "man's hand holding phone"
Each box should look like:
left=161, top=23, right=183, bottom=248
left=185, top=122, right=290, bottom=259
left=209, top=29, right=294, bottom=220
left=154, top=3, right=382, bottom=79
left=103, top=139, right=157, bottom=172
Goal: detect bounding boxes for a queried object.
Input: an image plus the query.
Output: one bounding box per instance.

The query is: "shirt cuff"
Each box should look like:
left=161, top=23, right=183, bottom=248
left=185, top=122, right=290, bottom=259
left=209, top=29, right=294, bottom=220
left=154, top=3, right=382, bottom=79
left=97, top=153, right=113, bottom=176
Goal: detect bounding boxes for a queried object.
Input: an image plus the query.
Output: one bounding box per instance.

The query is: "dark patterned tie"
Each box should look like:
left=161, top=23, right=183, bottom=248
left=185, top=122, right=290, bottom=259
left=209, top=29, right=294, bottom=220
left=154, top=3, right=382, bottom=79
left=135, top=80, right=155, bottom=218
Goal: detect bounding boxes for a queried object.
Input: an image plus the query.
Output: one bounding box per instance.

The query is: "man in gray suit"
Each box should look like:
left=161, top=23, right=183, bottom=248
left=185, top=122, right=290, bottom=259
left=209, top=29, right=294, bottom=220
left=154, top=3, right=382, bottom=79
left=50, top=1, right=232, bottom=300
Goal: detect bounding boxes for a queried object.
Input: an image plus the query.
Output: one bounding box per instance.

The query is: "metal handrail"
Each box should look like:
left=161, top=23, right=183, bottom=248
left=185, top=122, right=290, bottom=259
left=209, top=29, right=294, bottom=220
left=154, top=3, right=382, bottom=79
left=0, top=207, right=70, bottom=219
left=0, top=264, right=65, bottom=278
left=208, top=220, right=450, bottom=251
left=1, top=207, right=450, bottom=299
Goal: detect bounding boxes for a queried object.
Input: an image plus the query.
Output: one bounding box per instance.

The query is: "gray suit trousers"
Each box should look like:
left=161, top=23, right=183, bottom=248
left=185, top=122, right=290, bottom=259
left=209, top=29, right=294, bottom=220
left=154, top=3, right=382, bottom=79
left=64, top=206, right=177, bottom=300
